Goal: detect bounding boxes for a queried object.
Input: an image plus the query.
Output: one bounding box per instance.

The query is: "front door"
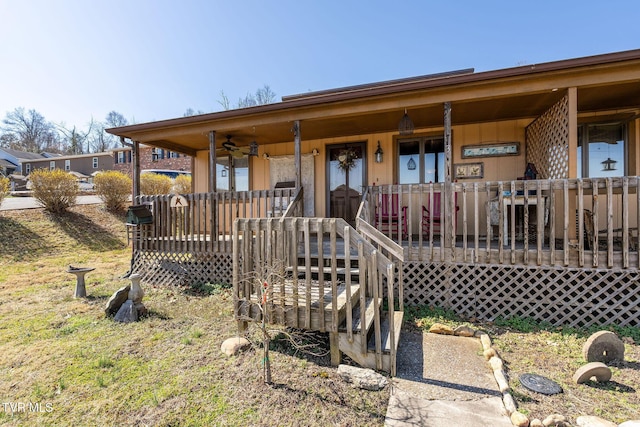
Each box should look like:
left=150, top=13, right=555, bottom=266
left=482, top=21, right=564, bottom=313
left=327, top=143, right=366, bottom=225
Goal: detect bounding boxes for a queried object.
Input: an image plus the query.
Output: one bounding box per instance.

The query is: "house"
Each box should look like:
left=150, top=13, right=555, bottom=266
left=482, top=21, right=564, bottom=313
left=27, top=151, right=115, bottom=177
left=107, top=49, right=640, bottom=374
left=0, top=147, right=48, bottom=176
left=112, top=145, right=192, bottom=177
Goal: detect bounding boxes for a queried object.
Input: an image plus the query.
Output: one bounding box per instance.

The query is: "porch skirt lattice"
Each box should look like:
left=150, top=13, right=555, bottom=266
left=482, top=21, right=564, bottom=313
left=403, top=262, right=640, bottom=328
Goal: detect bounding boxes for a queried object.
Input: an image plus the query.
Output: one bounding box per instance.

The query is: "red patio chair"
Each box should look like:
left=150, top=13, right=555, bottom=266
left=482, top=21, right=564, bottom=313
left=422, top=192, right=458, bottom=236
left=375, top=193, right=406, bottom=237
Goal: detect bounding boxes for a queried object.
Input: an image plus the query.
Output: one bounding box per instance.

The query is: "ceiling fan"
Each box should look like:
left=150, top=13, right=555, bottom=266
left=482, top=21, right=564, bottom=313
left=221, top=135, right=257, bottom=158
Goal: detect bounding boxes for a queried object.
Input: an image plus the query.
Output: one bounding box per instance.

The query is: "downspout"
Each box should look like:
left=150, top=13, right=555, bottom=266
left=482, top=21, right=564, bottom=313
left=119, top=136, right=139, bottom=200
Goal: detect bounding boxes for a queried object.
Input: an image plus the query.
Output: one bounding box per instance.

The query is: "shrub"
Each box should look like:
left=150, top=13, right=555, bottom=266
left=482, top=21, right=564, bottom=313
left=30, top=169, right=79, bottom=213
left=0, top=176, right=9, bottom=207
left=94, top=171, right=132, bottom=212
left=140, top=173, right=172, bottom=195
left=173, top=174, right=192, bottom=194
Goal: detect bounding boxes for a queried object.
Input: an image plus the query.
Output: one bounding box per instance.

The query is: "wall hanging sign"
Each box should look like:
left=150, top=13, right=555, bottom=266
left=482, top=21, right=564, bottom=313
left=461, top=142, right=520, bottom=158
left=454, top=162, right=484, bottom=179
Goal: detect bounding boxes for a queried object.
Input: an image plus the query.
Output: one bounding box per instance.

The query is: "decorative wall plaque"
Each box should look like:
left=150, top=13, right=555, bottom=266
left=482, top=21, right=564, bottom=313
left=461, top=142, right=520, bottom=158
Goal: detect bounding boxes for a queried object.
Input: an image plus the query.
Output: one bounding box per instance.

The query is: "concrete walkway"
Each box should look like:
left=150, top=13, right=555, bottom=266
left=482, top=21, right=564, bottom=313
left=0, top=195, right=103, bottom=211
left=385, top=331, right=512, bottom=427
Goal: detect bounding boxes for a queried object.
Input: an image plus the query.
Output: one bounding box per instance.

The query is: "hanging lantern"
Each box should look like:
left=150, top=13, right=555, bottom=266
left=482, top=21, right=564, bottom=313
left=398, top=109, right=414, bottom=135
left=407, top=157, right=417, bottom=170
left=601, top=157, right=617, bottom=171
left=374, top=141, right=383, bottom=163
left=249, top=140, right=259, bottom=157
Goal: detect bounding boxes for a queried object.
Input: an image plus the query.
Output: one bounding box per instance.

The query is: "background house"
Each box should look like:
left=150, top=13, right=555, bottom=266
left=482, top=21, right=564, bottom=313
left=112, top=146, right=192, bottom=176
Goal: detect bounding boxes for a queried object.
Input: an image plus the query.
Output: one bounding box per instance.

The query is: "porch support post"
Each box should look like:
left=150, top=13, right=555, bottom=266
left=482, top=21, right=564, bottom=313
left=567, top=88, right=578, bottom=241
left=132, top=139, right=140, bottom=201
left=444, top=102, right=454, bottom=252
left=293, top=120, right=302, bottom=190
left=209, top=131, right=217, bottom=192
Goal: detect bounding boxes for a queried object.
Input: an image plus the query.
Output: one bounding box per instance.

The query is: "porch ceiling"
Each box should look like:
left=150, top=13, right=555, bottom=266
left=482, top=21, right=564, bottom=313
left=130, top=82, right=638, bottom=154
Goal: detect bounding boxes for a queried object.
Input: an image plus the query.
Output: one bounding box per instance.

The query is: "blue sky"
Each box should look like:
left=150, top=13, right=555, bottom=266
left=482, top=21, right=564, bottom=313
left=1, top=0, right=639, bottom=130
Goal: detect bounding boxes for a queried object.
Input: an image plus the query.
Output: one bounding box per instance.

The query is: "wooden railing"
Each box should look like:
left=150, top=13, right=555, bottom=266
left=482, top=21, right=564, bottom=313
left=134, top=188, right=297, bottom=254
left=367, top=177, right=640, bottom=269
left=232, top=216, right=399, bottom=374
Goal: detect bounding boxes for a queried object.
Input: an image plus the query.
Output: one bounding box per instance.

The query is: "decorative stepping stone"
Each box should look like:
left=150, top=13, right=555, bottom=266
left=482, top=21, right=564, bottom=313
left=573, top=362, right=612, bottom=384
left=519, top=373, right=563, bottom=395
left=583, top=331, right=625, bottom=363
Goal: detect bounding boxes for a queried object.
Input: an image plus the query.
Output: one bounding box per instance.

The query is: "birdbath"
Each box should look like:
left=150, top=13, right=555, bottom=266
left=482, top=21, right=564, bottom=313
left=66, top=266, right=95, bottom=298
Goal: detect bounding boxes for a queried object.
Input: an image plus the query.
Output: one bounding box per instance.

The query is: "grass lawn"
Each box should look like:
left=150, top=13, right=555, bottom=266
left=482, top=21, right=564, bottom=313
left=0, top=205, right=388, bottom=426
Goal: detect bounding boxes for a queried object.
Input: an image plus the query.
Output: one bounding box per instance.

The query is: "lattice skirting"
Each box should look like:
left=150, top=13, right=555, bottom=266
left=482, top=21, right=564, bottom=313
left=132, top=250, right=233, bottom=287
left=403, top=261, right=640, bottom=328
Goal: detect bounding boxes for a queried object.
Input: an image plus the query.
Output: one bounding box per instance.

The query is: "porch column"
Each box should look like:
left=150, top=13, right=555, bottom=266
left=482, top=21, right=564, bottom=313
left=567, top=88, right=578, bottom=241
left=293, top=120, right=302, bottom=190
left=209, top=131, right=217, bottom=192
left=444, top=102, right=454, bottom=253
left=132, top=139, right=140, bottom=201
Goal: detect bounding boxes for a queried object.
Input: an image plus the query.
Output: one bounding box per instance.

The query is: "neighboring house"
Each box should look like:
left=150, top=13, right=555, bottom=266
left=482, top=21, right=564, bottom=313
left=27, top=152, right=115, bottom=177
left=0, top=147, right=48, bottom=175
left=112, top=146, right=192, bottom=176
left=107, top=49, right=640, bottom=374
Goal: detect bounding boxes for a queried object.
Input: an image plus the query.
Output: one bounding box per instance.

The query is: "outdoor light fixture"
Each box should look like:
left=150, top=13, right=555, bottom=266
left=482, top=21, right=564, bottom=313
left=602, top=157, right=617, bottom=171
left=374, top=141, right=383, bottom=163
left=407, top=157, right=417, bottom=171
left=398, top=108, right=414, bottom=135
left=249, top=141, right=259, bottom=157
left=221, top=168, right=227, bottom=178
left=312, top=148, right=320, bottom=156
left=262, top=153, right=270, bottom=160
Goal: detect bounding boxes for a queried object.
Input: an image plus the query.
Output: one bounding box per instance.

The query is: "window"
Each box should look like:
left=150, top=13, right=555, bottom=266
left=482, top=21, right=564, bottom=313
left=577, top=122, right=626, bottom=178
left=92, top=157, right=98, bottom=168
left=116, top=151, right=126, bottom=164
left=216, top=155, right=249, bottom=192
left=49, top=160, right=55, bottom=171
left=170, top=151, right=179, bottom=158
left=25, top=164, right=31, bottom=174
left=398, top=135, right=445, bottom=184
left=64, top=160, right=70, bottom=171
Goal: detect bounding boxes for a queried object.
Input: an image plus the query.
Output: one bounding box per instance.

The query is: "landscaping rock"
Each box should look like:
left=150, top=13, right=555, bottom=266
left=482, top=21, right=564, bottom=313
left=220, top=337, right=251, bottom=356
left=114, top=300, right=138, bottom=323
left=576, top=415, right=617, bottom=427
left=105, top=285, right=130, bottom=316
left=483, top=348, right=497, bottom=360
left=620, top=421, right=640, bottom=427
left=583, top=331, right=625, bottom=363
left=542, top=414, right=566, bottom=426
left=480, top=333, right=492, bottom=349
left=530, top=419, right=543, bottom=427
left=489, top=356, right=503, bottom=371
left=454, top=325, right=475, bottom=337
left=573, top=362, right=612, bottom=384
left=429, top=323, right=454, bottom=335
left=511, top=411, right=530, bottom=427
left=337, top=364, right=388, bottom=391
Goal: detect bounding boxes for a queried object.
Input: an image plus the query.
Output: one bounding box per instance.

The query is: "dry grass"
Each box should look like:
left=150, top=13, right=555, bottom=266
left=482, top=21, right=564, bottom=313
left=0, top=205, right=388, bottom=426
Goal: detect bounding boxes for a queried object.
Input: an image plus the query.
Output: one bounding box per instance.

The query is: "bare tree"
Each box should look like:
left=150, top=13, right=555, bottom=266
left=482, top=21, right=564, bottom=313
left=218, top=85, right=277, bottom=110
left=58, top=120, right=94, bottom=154
left=104, top=111, right=129, bottom=149
left=183, top=108, right=204, bottom=117
left=1, top=108, right=61, bottom=153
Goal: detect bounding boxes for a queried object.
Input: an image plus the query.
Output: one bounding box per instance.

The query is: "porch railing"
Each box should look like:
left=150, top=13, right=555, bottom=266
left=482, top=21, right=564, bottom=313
left=134, top=188, right=297, bottom=254
left=367, top=177, right=640, bottom=269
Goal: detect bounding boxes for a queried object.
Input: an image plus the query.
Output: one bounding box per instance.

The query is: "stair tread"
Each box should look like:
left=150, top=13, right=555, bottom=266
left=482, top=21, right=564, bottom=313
left=367, top=311, right=404, bottom=354
left=287, top=265, right=360, bottom=275
left=338, top=297, right=380, bottom=333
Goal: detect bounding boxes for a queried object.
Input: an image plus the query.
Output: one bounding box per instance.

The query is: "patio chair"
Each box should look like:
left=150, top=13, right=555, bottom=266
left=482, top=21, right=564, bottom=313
left=375, top=193, right=406, bottom=237
left=421, top=192, right=458, bottom=236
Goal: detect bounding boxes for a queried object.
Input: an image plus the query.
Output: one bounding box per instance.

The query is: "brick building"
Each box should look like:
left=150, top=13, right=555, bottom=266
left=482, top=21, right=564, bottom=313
left=113, top=146, right=192, bottom=175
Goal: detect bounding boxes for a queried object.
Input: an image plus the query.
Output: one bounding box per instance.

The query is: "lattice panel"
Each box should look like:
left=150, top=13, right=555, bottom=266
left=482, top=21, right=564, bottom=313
left=525, top=93, right=569, bottom=179
left=132, top=251, right=233, bottom=287
left=403, top=262, right=640, bottom=328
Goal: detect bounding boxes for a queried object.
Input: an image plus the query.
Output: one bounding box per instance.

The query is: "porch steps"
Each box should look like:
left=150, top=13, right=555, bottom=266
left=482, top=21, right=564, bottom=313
left=338, top=301, right=403, bottom=373
left=287, top=265, right=361, bottom=277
